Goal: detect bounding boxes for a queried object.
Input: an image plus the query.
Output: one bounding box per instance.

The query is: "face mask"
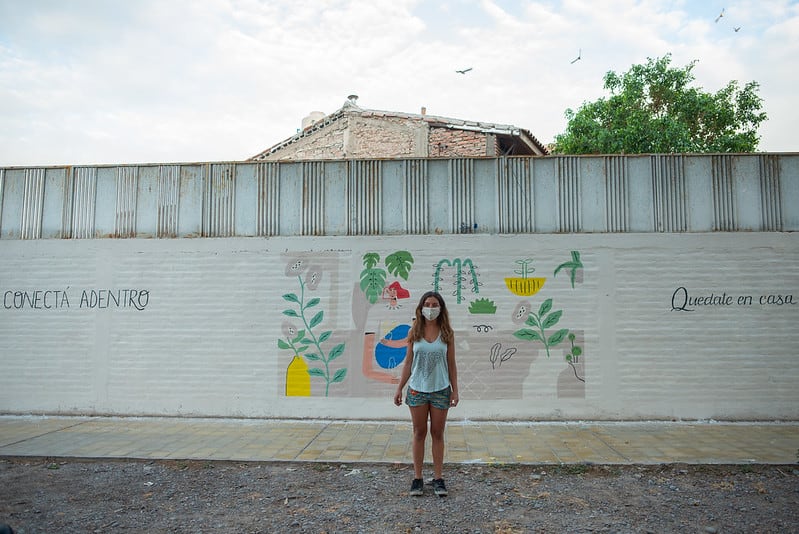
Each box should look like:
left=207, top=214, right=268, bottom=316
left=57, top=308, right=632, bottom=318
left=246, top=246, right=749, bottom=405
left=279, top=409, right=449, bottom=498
left=421, top=307, right=440, bottom=321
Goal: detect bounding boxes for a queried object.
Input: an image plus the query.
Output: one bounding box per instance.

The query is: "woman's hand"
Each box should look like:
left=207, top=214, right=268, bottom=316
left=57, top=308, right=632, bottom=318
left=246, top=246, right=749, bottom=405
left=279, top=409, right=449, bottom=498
left=394, top=389, right=403, bottom=406
left=450, top=390, right=459, bottom=408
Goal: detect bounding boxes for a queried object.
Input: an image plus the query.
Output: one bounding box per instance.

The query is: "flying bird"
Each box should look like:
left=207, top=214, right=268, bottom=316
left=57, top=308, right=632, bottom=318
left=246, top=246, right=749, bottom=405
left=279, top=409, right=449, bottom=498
left=570, top=49, right=581, bottom=64
left=734, top=26, right=741, bottom=32
left=715, top=8, right=725, bottom=23
left=455, top=67, right=473, bottom=74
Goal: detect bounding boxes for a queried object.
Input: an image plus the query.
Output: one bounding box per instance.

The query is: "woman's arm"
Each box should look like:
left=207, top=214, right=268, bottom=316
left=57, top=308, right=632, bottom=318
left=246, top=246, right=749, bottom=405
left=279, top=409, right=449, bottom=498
left=394, top=343, right=414, bottom=406
left=447, top=338, right=459, bottom=407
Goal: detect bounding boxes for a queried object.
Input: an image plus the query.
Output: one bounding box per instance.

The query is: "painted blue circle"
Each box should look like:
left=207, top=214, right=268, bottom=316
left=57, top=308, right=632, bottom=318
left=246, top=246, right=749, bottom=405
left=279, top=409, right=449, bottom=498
left=374, top=324, right=410, bottom=369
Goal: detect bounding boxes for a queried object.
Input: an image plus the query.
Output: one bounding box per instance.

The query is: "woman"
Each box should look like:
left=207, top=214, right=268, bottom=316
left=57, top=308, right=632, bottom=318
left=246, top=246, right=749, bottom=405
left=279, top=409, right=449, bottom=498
left=394, top=291, right=459, bottom=497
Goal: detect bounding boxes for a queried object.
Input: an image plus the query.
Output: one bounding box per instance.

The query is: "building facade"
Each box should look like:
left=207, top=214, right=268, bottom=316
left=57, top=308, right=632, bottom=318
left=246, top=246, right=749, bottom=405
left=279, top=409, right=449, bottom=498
left=249, top=97, right=548, bottom=161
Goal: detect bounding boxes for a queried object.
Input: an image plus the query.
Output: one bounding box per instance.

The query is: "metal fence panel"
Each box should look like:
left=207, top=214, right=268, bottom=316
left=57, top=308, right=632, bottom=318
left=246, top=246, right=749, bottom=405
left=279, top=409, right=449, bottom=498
left=1, top=154, right=797, bottom=240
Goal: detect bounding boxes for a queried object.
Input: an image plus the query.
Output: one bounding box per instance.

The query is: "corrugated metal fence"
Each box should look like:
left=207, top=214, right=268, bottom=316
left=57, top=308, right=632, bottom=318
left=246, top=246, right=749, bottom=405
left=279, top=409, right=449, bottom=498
left=1, top=154, right=797, bottom=240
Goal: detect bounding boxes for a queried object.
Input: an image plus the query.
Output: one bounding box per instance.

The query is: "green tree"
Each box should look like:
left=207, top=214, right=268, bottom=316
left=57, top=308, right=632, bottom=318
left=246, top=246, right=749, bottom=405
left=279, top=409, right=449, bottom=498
left=553, top=54, right=767, bottom=154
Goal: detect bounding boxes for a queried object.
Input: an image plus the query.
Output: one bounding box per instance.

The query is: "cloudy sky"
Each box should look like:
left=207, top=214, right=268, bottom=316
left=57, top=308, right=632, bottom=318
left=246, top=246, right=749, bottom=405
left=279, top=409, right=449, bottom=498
left=1, top=0, right=797, bottom=166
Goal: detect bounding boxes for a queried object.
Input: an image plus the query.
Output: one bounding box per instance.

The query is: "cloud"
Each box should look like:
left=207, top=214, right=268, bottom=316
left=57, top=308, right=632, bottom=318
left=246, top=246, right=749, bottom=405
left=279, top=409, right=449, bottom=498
left=0, top=0, right=797, bottom=166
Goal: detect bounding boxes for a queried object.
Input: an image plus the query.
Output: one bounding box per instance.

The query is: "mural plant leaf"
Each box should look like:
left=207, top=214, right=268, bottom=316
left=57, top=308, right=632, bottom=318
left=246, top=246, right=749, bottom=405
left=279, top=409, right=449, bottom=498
left=539, top=298, right=553, bottom=317
left=309, top=311, right=324, bottom=329
left=513, top=329, right=542, bottom=342
left=360, top=266, right=387, bottom=304
left=362, top=253, right=380, bottom=269
left=328, top=343, right=345, bottom=361
left=542, top=310, right=563, bottom=329
left=359, top=251, right=414, bottom=304
left=547, top=329, right=569, bottom=346
left=554, top=251, right=583, bottom=289
left=292, top=330, right=305, bottom=344
left=434, top=258, right=480, bottom=304
left=283, top=293, right=300, bottom=304
left=513, top=298, right=570, bottom=358
left=469, top=298, right=497, bottom=314
left=385, top=251, right=414, bottom=280
left=277, top=268, right=347, bottom=396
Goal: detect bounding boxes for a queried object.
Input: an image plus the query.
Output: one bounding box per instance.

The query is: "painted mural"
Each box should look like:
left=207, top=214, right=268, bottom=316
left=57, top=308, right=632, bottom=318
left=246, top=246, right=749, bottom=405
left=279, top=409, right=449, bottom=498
left=278, top=249, right=587, bottom=401
left=2, top=232, right=797, bottom=420
left=279, top=257, right=347, bottom=397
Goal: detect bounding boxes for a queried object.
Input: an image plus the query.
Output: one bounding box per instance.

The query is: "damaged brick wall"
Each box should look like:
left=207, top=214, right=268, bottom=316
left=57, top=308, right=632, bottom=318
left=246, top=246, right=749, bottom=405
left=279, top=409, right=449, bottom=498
left=262, top=114, right=497, bottom=160
left=428, top=127, right=493, bottom=157
left=261, top=119, right=349, bottom=161
left=346, top=115, right=427, bottom=158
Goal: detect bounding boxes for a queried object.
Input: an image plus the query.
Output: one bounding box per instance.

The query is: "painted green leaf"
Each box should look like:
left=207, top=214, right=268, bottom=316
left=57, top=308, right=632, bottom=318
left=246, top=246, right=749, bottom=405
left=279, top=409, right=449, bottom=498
left=301, top=337, right=314, bottom=345
left=291, top=330, right=305, bottom=344
left=358, top=270, right=371, bottom=291
left=304, top=297, right=320, bottom=309
left=360, top=268, right=387, bottom=304
left=547, top=329, right=570, bottom=346
left=331, top=368, right=348, bottom=383
left=318, top=330, right=332, bottom=343
left=282, top=309, right=299, bottom=317
left=542, top=310, right=563, bottom=329
left=296, top=345, right=309, bottom=354
left=277, top=339, right=290, bottom=350
left=305, top=353, right=321, bottom=361
left=572, top=346, right=582, bottom=356
left=469, top=298, right=497, bottom=314
left=362, top=252, right=380, bottom=269
left=308, top=368, right=326, bottom=377
left=282, top=293, right=300, bottom=304
left=328, top=343, right=345, bottom=361
left=513, top=328, right=542, bottom=342
left=553, top=261, right=574, bottom=277
left=309, top=310, right=324, bottom=329
left=538, top=299, right=553, bottom=317
left=385, top=251, right=414, bottom=280
left=525, top=314, right=539, bottom=327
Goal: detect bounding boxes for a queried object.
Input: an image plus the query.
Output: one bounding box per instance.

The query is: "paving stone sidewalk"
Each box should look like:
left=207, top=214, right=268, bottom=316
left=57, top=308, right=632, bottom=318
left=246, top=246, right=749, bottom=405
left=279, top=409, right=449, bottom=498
left=1, top=416, right=797, bottom=465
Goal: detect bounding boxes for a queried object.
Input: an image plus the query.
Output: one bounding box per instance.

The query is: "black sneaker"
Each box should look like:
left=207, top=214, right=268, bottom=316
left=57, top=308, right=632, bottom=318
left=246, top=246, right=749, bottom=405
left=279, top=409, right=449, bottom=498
left=433, top=478, right=448, bottom=496
left=409, top=478, right=424, bottom=496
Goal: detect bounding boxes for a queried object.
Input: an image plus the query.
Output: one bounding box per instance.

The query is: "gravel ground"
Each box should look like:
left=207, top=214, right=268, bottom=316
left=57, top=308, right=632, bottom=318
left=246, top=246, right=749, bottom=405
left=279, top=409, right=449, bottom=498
left=1, top=458, right=798, bottom=533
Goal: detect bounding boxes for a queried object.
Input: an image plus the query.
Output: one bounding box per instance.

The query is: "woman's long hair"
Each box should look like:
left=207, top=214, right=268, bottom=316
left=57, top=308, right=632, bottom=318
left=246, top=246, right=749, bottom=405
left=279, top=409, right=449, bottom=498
left=408, top=291, right=454, bottom=345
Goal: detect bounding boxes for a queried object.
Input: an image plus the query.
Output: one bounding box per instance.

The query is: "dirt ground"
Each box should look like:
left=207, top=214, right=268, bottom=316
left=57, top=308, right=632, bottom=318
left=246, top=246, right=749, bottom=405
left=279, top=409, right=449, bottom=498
left=1, top=457, right=797, bottom=533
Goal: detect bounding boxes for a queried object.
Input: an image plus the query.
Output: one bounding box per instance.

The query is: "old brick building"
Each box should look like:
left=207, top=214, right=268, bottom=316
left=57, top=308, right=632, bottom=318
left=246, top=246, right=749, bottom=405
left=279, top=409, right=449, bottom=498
left=249, top=96, right=548, bottom=161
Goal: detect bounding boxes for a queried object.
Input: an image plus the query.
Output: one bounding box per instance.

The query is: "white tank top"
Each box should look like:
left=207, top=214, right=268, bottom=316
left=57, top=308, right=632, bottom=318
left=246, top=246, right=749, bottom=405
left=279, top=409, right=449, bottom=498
left=407, top=334, right=450, bottom=393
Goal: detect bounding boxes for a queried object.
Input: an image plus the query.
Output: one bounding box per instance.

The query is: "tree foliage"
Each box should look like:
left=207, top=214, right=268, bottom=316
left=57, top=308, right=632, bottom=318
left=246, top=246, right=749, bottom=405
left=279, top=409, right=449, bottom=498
left=553, top=54, right=767, bottom=154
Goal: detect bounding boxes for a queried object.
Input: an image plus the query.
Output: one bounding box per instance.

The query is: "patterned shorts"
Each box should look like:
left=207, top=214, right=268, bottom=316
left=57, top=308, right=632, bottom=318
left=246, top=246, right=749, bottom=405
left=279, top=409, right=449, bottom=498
left=405, top=386, right=452, bottom=410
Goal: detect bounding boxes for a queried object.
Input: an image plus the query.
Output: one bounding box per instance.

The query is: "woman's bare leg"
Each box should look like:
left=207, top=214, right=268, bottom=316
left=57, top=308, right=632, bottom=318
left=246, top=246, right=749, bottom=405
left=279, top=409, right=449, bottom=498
left=429, top=406, right=449, bottom=479
left=409, top=405, right=430, bottom=479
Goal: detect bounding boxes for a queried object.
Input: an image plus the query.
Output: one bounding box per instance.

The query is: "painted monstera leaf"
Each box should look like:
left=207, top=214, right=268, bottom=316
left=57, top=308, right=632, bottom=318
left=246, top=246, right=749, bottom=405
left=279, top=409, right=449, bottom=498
left=360, top=267, right=387, bottom=304
left=385, top=251, right=414, bottom=280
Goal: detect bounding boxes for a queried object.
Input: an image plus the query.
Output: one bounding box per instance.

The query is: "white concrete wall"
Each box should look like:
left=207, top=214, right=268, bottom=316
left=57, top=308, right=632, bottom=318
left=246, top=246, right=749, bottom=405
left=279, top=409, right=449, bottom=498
left=1, top=233, right=797, bottom=420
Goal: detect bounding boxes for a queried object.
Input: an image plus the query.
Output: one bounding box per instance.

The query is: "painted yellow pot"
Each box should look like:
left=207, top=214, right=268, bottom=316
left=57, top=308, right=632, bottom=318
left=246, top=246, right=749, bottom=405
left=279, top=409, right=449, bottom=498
left=286, top=355, right=311, bottom=396
left=504, top=277, right=546, bottom=296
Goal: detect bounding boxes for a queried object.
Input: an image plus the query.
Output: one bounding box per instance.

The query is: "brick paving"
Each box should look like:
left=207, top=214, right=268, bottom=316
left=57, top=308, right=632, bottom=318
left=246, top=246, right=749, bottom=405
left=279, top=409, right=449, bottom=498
left=1, top=416, right=796, bottom=465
